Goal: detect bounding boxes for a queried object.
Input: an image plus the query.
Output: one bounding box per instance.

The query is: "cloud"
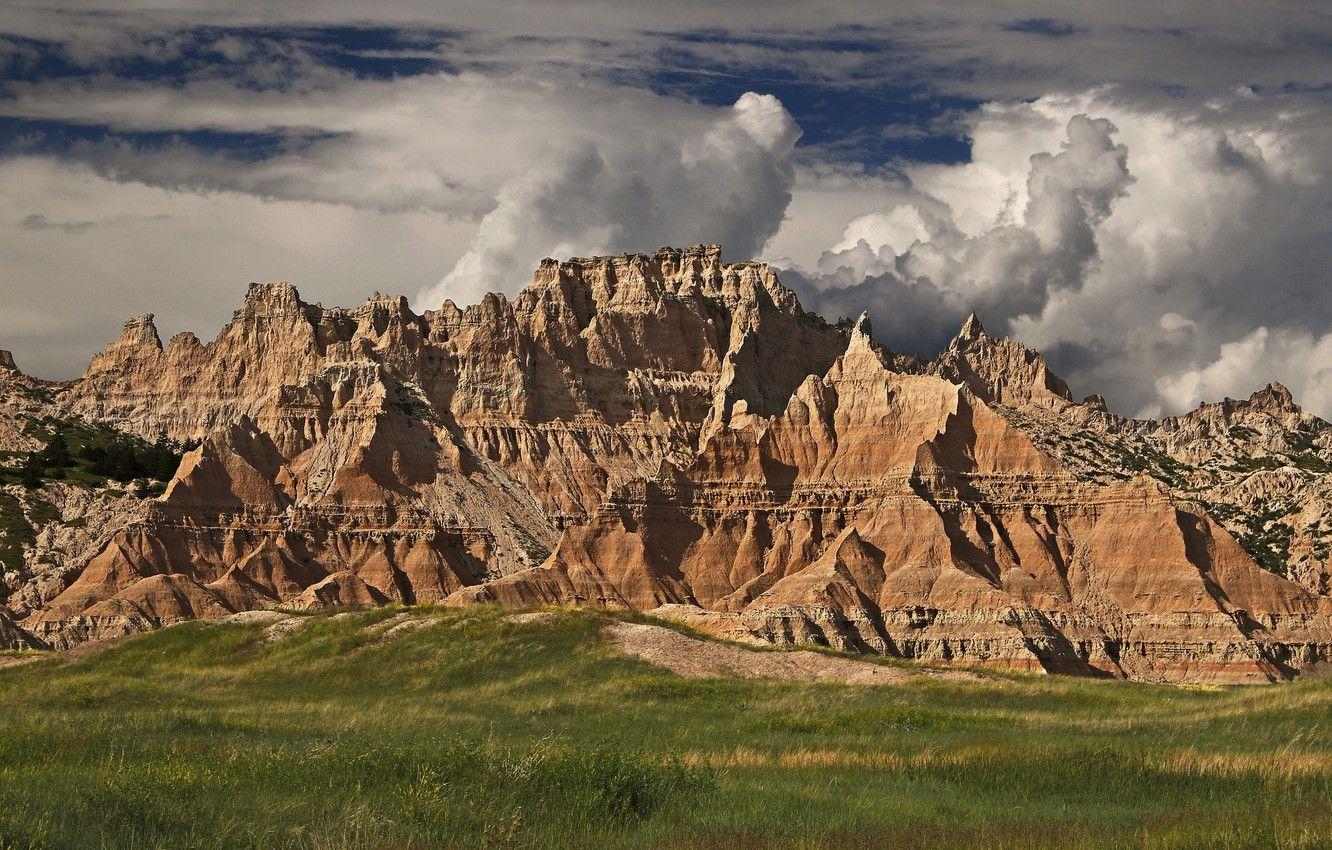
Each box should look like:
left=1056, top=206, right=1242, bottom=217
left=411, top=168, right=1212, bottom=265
left=779, top=111, right=1134, bottom=351
left=770, top=89, right=1332, bottom=418
left=4, top=3, right=1331, bottom=101
left=19, top=211, right=173, bottom=233
left=0, top=71, right=546, bottom=216
left=0, top=156, right=476, bottom=380
left=0, top=74, right=800, bottom=308
left=21, top=213, right=95, bottom=234
left=2, top=4, right=1330, bottom=423
left=1156, top=327, right=1332, bottom=419
left=0, top=73, right=802, bottom=375
left=424, top=91, right=799, bottom=306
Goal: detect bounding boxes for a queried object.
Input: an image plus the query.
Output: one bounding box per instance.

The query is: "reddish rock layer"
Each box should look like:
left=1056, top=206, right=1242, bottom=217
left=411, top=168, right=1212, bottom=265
left=452, top=317, right=1332, bottom=684
left=1, top=245, right=1329, bottom=682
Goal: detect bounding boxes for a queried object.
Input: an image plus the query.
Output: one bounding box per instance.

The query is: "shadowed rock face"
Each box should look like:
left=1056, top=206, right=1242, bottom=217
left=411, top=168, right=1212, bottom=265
left=2, top=245, right=1330, bottom=683
left=453, top=316, right=1332, bottom=684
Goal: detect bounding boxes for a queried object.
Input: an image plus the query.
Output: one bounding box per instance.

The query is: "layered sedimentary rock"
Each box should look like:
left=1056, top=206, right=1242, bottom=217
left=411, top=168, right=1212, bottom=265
left=2, top=245, right=1330, bottom=682
left=24, top=360, right=557, bottom=648
left=457, top=316, right=1332, bottom=684
left=940, top=319, right=1332, bottom=598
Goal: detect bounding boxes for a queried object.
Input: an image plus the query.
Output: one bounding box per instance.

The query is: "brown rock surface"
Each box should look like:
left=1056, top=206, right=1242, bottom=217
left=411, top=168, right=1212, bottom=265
left=2, top=245, right=1330, bottom=682
left=941, top=324, right=1332, bottom=599
left=464, top=314, right=1332, bottom=683
left=0, top=354, right=53, bottom=455
left=0, top=608, right=43, bottom=650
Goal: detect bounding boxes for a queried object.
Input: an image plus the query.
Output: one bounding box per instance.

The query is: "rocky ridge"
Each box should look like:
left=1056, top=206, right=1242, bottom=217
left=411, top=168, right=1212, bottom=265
left=1, top=245, right=1329, bottom=683
left=942, top=319, right=1332, bottom=596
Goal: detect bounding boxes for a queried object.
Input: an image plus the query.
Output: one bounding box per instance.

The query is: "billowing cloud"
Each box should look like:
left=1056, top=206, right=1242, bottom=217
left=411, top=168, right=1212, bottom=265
left=1156, top=327, right=1332, bottom=420
left=2, top=3, right=1330, bottom=423
left=772, top=90, right=1332, bottom=418
left=425, top=92, right=799, bottom=306
left=0, top=70, right=799, bottom=309
left=779, top=111, right=1134, bottom=354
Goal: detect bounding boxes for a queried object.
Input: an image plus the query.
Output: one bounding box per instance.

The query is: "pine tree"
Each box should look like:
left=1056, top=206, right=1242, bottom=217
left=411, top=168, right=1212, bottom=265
left=18, top=456, right=42, bottom=489
left=39, top=431, right=72, bottom=469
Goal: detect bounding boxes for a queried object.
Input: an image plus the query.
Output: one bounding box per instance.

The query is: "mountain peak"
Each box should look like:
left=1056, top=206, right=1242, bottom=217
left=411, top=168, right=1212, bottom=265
left=933, top=313, right=1072, bottom=408
left=119, top=314, right=163, bottom=351
left=852, top=311, right=872, bottom=338
left=0, top=350, right=17, bottom=372
left=957, top=312, right=985, bottom=344
left=7, top=248, right=1329, bottom=685
left=241, top=281, right=306, bottom=316
left=1251, top=381, right=1296, bottom=410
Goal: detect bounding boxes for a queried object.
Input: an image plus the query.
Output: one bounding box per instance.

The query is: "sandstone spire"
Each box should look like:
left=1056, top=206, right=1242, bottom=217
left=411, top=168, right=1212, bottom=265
left=1, top=248, right=1327, bottom=684
left=956, top=312, right=985, bottom=344
left=932, top=313, right=1073, bottom=408
left=119, top=314, right=163, bottom=350
left=1251, top=381, right=1296, bottom=411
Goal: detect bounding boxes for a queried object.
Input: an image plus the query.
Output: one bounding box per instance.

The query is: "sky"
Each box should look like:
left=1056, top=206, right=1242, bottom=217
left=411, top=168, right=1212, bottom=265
left=0, top=1, right=1330, bottom=419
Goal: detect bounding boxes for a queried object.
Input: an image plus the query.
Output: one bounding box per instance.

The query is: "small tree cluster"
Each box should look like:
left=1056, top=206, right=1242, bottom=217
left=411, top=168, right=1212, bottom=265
left=11, top=424, right=195, bottom=490
left=82, top=434, right=190, bottom=483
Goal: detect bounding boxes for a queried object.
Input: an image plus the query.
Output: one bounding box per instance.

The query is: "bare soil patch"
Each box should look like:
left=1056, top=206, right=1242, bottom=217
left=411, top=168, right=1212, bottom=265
left=605, top=620, right=977, bottom=685
left=504, top=611, right=557, bottom=625
left=0, top=653, right=43, bottom=670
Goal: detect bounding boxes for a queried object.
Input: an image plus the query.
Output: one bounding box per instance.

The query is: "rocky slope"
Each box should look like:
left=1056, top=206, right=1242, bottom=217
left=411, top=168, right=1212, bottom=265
left=1, top=245, right=1329, bottom=683
left=941, top=319, right=1332, bottom=597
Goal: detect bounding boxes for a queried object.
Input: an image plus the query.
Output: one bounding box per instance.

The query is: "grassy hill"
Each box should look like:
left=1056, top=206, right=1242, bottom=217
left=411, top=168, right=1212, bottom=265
left=0, top=607, right=1329, bottom=849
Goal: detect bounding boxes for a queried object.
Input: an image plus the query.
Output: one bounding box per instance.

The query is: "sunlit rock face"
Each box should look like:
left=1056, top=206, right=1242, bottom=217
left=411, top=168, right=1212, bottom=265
left=3, top=245, right=1330, bottom=683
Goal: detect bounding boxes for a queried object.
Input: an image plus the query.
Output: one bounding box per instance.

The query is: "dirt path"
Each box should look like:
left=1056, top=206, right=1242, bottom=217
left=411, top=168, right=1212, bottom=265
left=0, top=631, right=139, bottom=670
left=605, top=621, right=978, bottom=685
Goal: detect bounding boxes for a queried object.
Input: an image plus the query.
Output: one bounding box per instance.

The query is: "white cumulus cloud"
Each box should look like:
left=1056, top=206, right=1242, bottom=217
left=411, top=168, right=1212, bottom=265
left=772, top=89, right=1332, bottom=419
left=1156, top=327, right=1332, bottom=419
left=422, top=92, right=799, bottom=307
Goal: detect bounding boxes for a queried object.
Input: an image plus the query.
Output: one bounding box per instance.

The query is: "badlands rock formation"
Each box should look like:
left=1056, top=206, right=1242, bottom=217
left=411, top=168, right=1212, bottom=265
left=1, top=245, right=1329, bottom=683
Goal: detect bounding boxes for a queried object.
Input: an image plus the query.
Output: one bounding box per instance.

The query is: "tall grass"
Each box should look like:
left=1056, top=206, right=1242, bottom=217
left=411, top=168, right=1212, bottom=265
left=0, top=607, right=1328, bottom=848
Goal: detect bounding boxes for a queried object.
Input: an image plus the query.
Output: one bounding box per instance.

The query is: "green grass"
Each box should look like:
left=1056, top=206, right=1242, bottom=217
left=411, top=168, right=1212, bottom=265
left=0, top=607, right=1329, bottom=849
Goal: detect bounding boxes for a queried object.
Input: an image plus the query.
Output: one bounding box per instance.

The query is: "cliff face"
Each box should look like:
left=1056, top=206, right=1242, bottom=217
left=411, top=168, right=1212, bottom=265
left=455, top=316, right=1331, bottom=684
left=2, top=245, right=1330, bottom=682
left=65, top=248, right=848, bottom=523
left=941, top=319, right=1332, bottom=599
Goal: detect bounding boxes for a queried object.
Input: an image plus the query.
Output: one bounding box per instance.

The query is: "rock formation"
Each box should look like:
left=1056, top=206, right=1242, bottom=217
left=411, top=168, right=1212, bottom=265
left=1, top=245, right=1329, bottom=682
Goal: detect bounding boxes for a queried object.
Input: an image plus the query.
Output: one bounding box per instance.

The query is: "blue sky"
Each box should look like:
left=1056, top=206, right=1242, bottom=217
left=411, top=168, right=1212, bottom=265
left=1, top=1, right=1330, bottom=417
left=0, top=22, right=980, bottom=169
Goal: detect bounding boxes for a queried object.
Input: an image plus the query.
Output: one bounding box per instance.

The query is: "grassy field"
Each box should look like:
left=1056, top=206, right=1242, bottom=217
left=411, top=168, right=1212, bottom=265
left=0, top=607, right=1329, bottom=849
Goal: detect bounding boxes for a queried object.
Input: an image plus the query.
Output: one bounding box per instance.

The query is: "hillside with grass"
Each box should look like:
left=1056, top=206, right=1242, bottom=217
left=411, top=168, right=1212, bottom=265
left=1, top=607, right=1329, bottom=849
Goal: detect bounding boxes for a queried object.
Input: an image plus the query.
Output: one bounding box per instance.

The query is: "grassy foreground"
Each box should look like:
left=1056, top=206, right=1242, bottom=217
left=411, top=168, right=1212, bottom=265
left=0, top=608, right=1329, bottom=849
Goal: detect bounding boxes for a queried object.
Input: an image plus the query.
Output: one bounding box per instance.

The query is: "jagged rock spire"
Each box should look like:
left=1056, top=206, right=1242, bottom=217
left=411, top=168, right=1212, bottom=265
left=12, top=247, right=1329, bottom=683
left=852, top=311, right=872, bottom=338
left=119, top=314, right=163, bottom=351
left=957, top=312, right=985, bottom=344
left=0, top=350, right=17, bottom=372
left=1252, top=381, right=1295, bottom=410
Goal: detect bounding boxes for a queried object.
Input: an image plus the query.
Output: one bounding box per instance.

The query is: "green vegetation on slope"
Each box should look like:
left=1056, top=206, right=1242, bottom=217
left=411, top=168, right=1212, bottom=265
left=1207, top=500, right=1299, bottom=578
left=0, top=607, right=1330, bottom=849
left=0, top=491, right=35, bottom=573
left=0, top=417, right=194, bottom=494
